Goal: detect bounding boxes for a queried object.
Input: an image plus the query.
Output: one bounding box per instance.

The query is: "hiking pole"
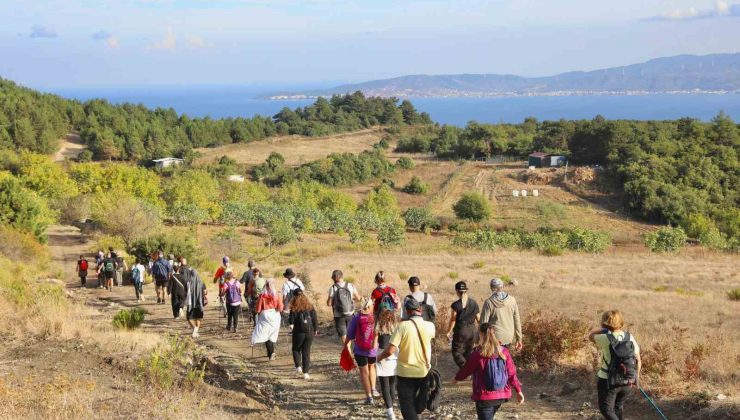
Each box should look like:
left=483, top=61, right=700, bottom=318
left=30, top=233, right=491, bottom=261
left=639, top=386, right=668, bottom=420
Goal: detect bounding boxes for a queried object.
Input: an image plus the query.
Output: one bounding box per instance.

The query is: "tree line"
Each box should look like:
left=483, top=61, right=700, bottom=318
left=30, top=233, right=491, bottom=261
left=0, top=78, right=431, bottom=161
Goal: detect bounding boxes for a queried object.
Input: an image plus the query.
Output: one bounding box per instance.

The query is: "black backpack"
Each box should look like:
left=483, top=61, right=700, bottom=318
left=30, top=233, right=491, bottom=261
left=293, top=311, right=314, bottom=334
left=407, top=293, right=436, bottom=323
left=332, top=283, right=353, bottom=314
left=602, top=332, right=638, bottom=389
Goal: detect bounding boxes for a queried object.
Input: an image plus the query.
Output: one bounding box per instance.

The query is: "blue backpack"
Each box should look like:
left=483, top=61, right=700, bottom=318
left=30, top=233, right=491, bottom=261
left=483, top=357, right=508, bottom=392
left=132, top=266, right=142, bottom=284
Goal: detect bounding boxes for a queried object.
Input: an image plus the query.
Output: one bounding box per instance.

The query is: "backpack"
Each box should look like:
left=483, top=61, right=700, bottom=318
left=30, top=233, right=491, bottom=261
left=408, top=319, right=442, bottom=412
left=332, top=283, right=353, bottom=314
left=79, top=259, right=88, bottom=271
left=104, top=259, right=115, bottom=274
left=355, top=314, right=376, bottom=351
left=376, top=287, right=397, bottom=313
left=293, top=311, right=314, bottom=334
left=483, top=357, right=508, bottom=391
left=152, top=259, right=168, bottom=278
left=602, top=332, right=638, bottom=389
left=252, top=277, right=266, bottom=298
left=131, top=265, right=142, bottom=284
left=284, top=279, right=301, bottom=309
left=407, top=293, right=436, bottom=323
left=226, top=281, right=241, bottom=305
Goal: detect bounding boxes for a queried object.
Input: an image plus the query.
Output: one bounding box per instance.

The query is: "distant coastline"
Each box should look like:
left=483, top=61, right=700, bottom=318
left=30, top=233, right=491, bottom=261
left=266, top=89, right=738, bottom=100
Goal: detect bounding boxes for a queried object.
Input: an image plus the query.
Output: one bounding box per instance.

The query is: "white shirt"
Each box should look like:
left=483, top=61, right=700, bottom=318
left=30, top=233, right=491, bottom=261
left=282, top=277, right=305, bottom=298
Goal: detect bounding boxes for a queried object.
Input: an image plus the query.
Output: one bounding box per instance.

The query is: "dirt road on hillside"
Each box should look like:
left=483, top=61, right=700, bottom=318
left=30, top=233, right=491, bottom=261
left=48, top=225, right=598, bottom=419
left=53, top=133, right=87, bottom=162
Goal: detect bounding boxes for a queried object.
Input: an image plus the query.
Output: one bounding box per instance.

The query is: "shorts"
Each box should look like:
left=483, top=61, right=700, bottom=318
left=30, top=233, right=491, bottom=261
left=355, top=355, right=377, bottom=367
left=187, top=308, right=204, bottom=320
left=154, top=274, right=168, bottom=287
left=334, top=315, right=351, bottom=337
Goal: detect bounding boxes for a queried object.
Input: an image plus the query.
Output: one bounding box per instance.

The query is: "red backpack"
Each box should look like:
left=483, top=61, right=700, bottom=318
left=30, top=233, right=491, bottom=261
left=79, top=259, right=88, bottom=271
left=355, top=314, right=376, bottom=351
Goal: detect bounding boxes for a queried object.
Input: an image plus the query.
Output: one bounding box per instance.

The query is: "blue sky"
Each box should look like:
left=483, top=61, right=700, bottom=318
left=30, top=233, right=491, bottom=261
left=1, top=0, right=739, bottom=89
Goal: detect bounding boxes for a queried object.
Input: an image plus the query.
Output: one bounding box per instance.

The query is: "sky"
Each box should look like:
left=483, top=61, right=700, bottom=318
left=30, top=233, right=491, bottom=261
left=1, top=0, right=739, bottom=89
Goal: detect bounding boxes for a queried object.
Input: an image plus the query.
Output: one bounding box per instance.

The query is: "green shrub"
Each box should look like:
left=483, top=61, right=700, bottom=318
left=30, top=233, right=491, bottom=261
left=541, top=244, right=564, bottom=256
left=447, top=271, right=459, bottom=279
left=644, top=226, right=687, bottom=253
left=453, top=227, right=611, bottom=254
left=0, top=176, right=56, bottom=241
left=375, top=137, right=391, bottom=150
left=727, top=288, right=740, bottom=301
left=566, top=227, right=611, bottom=253
left=129, top=233, right=205, bottom=268
left=112, top=308, right=146, bottom=330
left=402, top=207, right=439, bottom=232
left=377, top=218, right=406, bottom=246
left=395, top=157, right=415, bottom=169
left=470, top=261, right=485, bottom=269
left=453, top=192, right=492, bottom=222
left=402, top=176, right=429, bottom=195
left=76, top=150, right=93, bottom=162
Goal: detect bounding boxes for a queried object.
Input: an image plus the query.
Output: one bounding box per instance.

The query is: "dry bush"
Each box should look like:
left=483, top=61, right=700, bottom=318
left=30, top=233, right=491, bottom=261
left=572, top=167, right=597, bottom=185
left=0, top=225, right=49, bottom=263
left=519, top=310, right=590, bottom=370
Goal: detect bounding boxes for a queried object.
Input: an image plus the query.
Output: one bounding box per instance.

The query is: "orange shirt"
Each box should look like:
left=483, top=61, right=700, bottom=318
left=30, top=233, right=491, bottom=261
left=256, top=293, right=284, bottom=313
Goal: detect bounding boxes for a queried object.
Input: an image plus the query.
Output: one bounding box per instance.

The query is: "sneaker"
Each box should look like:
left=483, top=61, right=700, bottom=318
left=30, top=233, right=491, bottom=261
left=365, top=397, right=374, bottom=405
left=386, top=408, right=396, bottom=420
left=372, top=389, right=381, bottom=398
left=269, top=354, right=276, bottom=361
left=192, top=331, right=199, bottom=338
left=295, top=366, right=303, bottom=374
left=303, top=373, right=310, bottom=380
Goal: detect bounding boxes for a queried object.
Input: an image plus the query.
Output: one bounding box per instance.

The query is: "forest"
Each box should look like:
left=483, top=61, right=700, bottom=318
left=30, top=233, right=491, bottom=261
left=0, top=78, right=431, bottom=161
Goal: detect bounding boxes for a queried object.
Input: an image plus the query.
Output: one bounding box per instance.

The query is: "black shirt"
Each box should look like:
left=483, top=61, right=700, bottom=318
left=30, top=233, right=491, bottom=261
left=451, top=298, right=479, bottom=330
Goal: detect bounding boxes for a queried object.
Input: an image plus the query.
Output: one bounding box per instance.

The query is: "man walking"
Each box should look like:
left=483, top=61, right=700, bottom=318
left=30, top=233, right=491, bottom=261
left=169, top=260, right=188, bottom=319
left=401, top=276, right=437, bottom=322
left=326, top=269, right=360, bottom=342
left=181, top=258, right=207, bottom=338
left=151, top=250, right=172, bottom=304
left=282, top=268, right=305, bottom=324
left=378, top=297, right=435, bottom=420
left=480, top=278, right=523, bottom=351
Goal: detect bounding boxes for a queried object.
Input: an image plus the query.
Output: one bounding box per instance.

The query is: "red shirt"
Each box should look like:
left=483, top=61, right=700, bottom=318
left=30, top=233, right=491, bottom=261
left=371, top=285, right=399, bottom=313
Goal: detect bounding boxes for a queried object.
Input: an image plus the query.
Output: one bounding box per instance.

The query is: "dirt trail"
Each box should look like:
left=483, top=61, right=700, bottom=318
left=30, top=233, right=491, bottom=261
left=49, top=225, right=592, bottom=419
left=53, top=132, right=86, bottom=162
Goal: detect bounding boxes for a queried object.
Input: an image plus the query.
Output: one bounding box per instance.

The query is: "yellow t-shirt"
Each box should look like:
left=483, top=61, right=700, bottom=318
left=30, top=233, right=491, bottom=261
left=594, top=331, right=640, bottom=380
left=389, top=317, right=436, bottom=378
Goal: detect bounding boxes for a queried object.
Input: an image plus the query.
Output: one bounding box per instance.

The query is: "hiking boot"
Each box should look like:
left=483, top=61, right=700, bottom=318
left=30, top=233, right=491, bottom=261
left=303, top=373, right=310, bottom=380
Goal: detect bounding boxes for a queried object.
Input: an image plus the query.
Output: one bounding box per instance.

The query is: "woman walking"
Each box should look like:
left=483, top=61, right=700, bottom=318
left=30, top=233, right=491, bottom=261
left=252, top=278, right=283, bottom=360
left=446, top=280, right=480, bottom=368
left=344, top=297, right=379, bottom=405
left=376, top=303, right=399, bottom=419
left=588, top=310, right=641, bottom=420
left=288, top=290, right=318, bottom=380
left=222, top=271, right=242, bottom=332
left=453, top=322, right=524, bottom=420
left=181, top=258, right=207, bottom=339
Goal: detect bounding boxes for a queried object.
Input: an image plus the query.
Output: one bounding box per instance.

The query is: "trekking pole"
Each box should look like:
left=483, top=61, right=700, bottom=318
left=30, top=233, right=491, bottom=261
left=639, top=386, right=668, bottom=420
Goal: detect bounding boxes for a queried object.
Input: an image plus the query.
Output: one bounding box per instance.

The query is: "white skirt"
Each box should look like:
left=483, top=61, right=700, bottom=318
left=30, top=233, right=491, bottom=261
left=376, top=351, right=398, bottom=377
left=252, top=308, right=281, bottom=344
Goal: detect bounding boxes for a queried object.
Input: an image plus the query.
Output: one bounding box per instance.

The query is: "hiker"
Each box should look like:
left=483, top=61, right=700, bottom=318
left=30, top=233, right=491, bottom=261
left=98, top=252, right=117, bottom=292
left=213, top=256, right=231, bottom=317
left=222, top=271, right=242, bottom=332
left=453, top=322, right=524, bottom=420
left=588, top=310, right=642, bottom=420
left=252, top=278, right=284, bottom=361
left=282, top=268, right=305, bottom=326
left=169, top=260, right=188, bottom=319
left=131, top=258, right=146, bottom=302
left=401, top=277, right=437, bottom=322
left=480, top=278, right=522, bottom=351
left=377, top=297, right=436, bottom=420
left=447, top=281, right=480, bottom=368
left=76, top=255, right=89, bottom=286
left=344, top=297, right=379, bottom=405
left=246, top=268, right=265, bottom=326
left=113, top=251, right=127, bottom=287
left=240, top=260, right=256, bottom=285
left=376, top=304, right=399, bottom=420
left=151, top=251, right=172, bottom=304
left=288, top=290, right=318, bottom=380
left=95, top=251, right=104, bottom=288
left=326, top=269, right=360, bottom=342
left=181, top=258, right=207, bottom=338
left=371, top=271, right=400, bottom=316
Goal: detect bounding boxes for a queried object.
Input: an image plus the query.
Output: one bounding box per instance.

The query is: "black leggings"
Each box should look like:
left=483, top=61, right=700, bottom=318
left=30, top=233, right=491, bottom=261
left=379, top=375, right=396, bottom=409
left=597, top=378, right=631, bottom=420
left=265, top=340, right=275, bottom=358
left=452, top=324, right=477, bottom=368
left=227, top=305, right=240, bottom=330
left=292, top=333, right=313, bottom=373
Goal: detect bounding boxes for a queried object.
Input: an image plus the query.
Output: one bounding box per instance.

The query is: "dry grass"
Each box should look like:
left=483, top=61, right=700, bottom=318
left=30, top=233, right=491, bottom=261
left=194, top=129, right=384, bottom=166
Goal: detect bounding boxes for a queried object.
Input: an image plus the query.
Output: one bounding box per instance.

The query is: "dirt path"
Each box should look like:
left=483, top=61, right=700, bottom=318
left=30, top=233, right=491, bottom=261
left=48, top=225, right=594, bottom=419
left=53, top=132, right=86, bottom=162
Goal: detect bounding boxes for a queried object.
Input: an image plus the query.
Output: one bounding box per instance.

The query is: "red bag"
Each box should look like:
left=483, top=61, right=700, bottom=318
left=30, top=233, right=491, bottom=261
left=340, top=346, right=356, bottom=372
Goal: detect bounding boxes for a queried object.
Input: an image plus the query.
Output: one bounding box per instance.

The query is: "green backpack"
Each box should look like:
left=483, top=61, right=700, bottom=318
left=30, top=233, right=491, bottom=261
left=104, top=259, right=115, bottom=273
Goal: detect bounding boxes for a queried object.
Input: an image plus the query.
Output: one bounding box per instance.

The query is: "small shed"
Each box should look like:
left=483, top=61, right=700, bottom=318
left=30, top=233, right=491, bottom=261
left=227, top=175, right=245, bottom=183
left=549, top=155, right=567, bottom=167
left=528, top=152, right=550, bottom=168
left=152, top=157, right=184, bottom=168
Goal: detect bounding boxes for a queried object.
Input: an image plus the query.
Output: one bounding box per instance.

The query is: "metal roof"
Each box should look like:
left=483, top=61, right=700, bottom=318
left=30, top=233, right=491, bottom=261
left=528, top=152, right=550, bottom=158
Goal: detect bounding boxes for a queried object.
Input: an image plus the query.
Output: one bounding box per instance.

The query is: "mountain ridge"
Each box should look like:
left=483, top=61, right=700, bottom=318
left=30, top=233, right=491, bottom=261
left=266, top=53, right=740, bottom=99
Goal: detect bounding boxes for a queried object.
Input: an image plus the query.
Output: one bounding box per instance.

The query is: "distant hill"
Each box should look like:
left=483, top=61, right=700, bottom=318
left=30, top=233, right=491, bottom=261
left=267, top=53, right=740, bottom=99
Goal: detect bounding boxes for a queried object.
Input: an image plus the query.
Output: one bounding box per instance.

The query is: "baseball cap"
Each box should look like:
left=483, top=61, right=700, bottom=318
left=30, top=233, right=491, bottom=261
left=404, top=296, right=421, bottom=311
left=222, top=256, right=230, bottom=265
left=455, top=281, right=468, bottom=291
left=408, top=276, right=420, bottom=286
left=490, top=278, right=504, bottom=288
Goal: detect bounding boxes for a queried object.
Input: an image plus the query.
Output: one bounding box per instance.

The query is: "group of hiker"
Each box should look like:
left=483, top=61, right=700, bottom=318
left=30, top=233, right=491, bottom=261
left=75, top=252, right=643, bottom=420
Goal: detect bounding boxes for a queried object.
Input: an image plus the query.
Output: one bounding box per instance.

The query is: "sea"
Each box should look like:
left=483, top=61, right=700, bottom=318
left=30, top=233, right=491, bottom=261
left=51, top=85, right=740, bottom=126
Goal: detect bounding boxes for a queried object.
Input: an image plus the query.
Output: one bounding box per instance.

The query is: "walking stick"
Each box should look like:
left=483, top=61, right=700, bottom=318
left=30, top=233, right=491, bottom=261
left=639, top=386, right=669, bottom=420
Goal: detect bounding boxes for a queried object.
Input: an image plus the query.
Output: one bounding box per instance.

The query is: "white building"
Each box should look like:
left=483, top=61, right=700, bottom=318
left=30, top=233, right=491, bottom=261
left=152, top=157, right=185, bottom=168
